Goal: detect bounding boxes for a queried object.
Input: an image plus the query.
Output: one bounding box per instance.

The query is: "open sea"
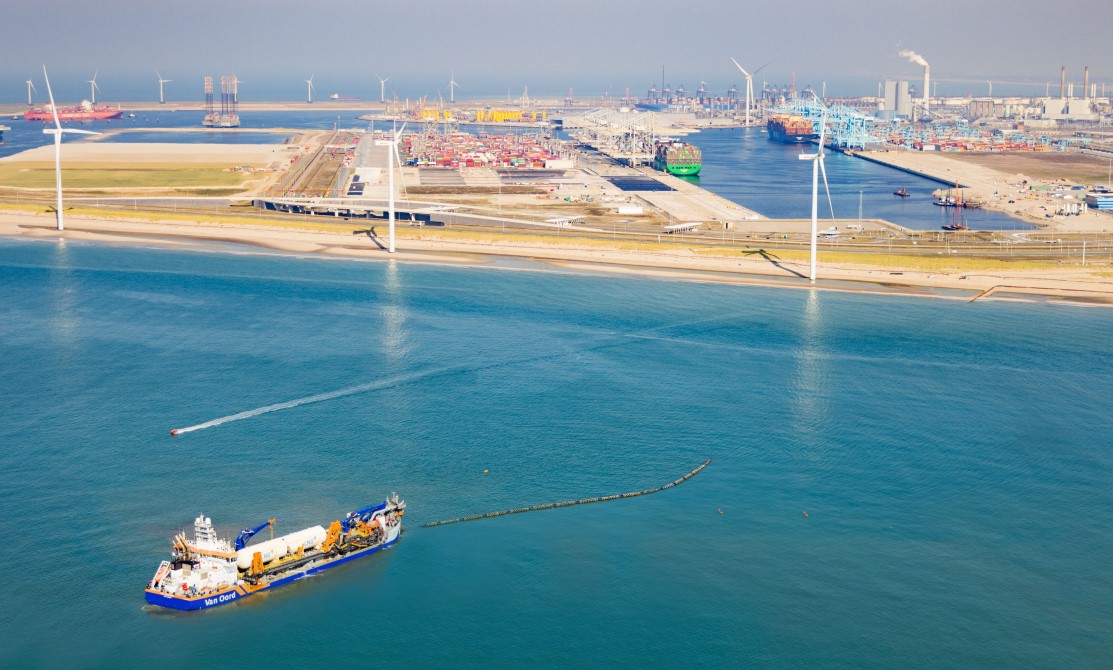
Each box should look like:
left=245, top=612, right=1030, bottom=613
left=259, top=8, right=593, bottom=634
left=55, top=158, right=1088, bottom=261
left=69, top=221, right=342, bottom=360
left=1, top=236, right=1111, bottom=668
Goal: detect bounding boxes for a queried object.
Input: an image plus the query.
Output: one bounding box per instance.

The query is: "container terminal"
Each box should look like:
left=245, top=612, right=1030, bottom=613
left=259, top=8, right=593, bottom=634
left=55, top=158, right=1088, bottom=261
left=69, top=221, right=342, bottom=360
left=2, top=63, right=1111, bottom=260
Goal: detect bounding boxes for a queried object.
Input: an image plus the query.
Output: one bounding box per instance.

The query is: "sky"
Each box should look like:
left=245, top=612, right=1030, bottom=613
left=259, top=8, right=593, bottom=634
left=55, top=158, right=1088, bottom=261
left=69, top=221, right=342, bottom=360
left=2, top=0, right=1109, bottom=104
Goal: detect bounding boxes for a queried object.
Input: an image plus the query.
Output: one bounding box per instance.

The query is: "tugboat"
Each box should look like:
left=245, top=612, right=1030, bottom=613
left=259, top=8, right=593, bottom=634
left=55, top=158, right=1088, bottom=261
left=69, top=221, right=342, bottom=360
left=893, top=187, right=910, bottom=198
left=145, top=495, right=405, bottom=611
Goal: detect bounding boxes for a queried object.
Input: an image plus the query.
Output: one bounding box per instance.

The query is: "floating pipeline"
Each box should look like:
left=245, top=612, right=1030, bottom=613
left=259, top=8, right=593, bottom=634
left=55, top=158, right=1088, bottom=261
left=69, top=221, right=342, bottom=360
left=422, top=459, right=712, bottom=528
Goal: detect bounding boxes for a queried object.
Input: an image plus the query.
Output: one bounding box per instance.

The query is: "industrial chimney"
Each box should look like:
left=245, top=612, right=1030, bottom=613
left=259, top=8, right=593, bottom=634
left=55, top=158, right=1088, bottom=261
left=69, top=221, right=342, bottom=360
left=898, top=50, right=931, bottom=119
left=921, top=65, right=930, bottom=117
left=1060, top=66, right=1066, bottom=98
left=1083, top=66, right=1089, bottom=99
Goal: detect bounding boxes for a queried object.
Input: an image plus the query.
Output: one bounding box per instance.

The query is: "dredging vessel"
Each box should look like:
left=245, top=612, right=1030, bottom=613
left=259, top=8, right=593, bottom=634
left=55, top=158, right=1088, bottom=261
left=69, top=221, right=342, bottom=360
left=24, top=101, right=123, bottom=122
left=767, top=113, right=816, bottom=144
left=145, top=494, right=405, bottom=611
left=652, top=140, right=702, bottom=176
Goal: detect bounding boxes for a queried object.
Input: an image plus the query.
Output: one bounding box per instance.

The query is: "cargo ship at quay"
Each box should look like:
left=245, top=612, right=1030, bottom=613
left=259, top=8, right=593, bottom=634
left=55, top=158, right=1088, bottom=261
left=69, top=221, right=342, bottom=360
left=766, top=113, right=816, bottom=144
left=652, top=140, right=702, bottom=176
left=145, top=495, right=405, bottom=611
left=24, top=101, right=123, bottom=122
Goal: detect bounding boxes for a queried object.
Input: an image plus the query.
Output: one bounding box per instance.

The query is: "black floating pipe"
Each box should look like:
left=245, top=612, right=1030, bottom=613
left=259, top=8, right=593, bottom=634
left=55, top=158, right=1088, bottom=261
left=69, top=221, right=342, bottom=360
left=422, top=459, right=712, bottom=528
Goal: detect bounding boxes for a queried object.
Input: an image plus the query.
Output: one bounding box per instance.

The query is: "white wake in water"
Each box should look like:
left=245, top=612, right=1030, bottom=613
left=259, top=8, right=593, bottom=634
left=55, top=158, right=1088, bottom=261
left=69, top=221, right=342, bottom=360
left=171, top=367, right=458, bottom=435
left=170, top=314, right=743, bottom=435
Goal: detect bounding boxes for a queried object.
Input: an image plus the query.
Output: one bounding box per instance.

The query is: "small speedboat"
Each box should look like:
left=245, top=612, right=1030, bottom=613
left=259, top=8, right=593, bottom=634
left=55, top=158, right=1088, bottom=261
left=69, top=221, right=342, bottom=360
left=893, top=187, right=910, bottom=197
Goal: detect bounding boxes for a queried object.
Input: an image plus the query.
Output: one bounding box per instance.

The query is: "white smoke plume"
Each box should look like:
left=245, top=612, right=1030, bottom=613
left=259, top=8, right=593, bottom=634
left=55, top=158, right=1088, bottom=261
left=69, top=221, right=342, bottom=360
left=899, top=49, right=929, bottom=67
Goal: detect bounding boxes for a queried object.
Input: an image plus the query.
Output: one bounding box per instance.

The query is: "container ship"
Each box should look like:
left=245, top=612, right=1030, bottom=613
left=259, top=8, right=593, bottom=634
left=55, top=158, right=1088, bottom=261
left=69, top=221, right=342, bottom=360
left=653, top=140, right=702, bottom=176
left=766, top=114, right=816, bottom=144
left=24, top=101, right=123, bottom=122
left=145, top=494, right=405, bottom=611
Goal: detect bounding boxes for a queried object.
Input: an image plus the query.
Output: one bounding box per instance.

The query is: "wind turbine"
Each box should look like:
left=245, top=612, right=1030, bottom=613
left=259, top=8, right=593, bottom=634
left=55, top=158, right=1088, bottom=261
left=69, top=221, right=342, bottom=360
left=306, top=74, right=315, bottom=104
left=156, top=70, right=172, bottom=104
left=730, top=57, right=770, bottom=125
left=87, top=69, right=101, bottom=104
left=41, top=66, right=99, bottom=231
left=448, top=70, right=460, bottom=104
left=26, top=77, right=37, bottom=106
left=377, top=75, right=390, bottom=103
left=386, top=122, right=407, bottom=253
left=797, top=97, right=835, bottom=283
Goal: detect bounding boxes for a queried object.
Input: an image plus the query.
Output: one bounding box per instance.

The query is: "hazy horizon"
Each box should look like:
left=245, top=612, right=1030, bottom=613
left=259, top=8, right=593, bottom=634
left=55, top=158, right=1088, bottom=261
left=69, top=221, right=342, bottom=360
left=3, top=0, right=1108, bottom=105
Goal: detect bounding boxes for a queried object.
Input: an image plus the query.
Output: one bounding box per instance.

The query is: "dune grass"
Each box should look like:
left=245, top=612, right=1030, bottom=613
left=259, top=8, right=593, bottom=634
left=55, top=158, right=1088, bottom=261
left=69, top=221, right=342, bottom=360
left=0, top=163, right=256, bottom=189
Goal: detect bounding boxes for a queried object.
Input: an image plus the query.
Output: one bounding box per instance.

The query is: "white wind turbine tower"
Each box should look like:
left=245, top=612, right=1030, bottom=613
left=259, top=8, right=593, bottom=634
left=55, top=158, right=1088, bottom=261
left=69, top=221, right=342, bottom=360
left=377, top=75, right=390, bottom=103
left=87, top=69, right=101, bottom=104
left=156, top=70, right=172, bottom=104
left=26, top=77, right=37, bottom=106
left=448, top=70, right=460, bottom=104
left=386, top=122, right=407, bottom=253
left=305, top=74, right=315, bottom=104
left=730, top=57, right=770, bottom=126
left=797, top=96, right=834, bottom=283
left=41, top=66, right=99, bottom=231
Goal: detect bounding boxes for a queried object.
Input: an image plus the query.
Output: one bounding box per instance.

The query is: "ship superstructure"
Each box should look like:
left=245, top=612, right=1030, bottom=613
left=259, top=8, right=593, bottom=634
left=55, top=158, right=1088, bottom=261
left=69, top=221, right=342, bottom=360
left=145, top=495, right=404, bottom=611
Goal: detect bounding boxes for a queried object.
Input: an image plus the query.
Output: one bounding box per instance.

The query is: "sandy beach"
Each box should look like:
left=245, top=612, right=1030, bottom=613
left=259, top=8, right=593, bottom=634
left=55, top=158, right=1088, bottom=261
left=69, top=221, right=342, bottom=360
left=3, top=209, right=1111, bottom=306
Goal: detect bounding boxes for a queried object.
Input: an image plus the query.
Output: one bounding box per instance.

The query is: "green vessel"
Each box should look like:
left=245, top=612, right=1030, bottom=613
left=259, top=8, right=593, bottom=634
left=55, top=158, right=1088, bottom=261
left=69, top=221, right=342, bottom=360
left=653, top=140, right=702, bottom=176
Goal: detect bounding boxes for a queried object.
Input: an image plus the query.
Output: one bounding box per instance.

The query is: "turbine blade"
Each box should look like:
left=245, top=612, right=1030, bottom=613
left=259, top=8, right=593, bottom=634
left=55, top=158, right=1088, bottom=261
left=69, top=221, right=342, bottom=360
left=156, top=69, right=162, bottom=80
left=63, top=128, right=101, bottom=136
left=819, top=157, right=835, bottom=219
left=730, top=57, right=751, bottom=78
left=817, top=108, right=834, bottom=218
left=42, top=65, right=62, bottom=129
left=753, top=61, right=774, bottom=76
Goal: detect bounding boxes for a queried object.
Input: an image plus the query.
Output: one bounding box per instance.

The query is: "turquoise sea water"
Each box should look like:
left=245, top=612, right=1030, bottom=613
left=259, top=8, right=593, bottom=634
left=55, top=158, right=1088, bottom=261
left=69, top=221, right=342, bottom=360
left=1, top=237, right=1111, bottom=667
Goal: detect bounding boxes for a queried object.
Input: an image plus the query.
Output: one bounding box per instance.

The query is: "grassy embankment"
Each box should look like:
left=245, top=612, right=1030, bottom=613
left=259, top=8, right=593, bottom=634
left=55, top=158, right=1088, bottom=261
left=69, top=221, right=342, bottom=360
left=0, top=162, right=262, bottom=194
left=2, top=203, right=1092, bottom=275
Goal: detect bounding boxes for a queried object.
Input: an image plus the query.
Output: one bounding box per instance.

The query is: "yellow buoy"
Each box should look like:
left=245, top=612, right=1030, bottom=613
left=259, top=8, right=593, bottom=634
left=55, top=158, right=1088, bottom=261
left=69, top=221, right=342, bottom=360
left=483, top=469, right=489, bottom=475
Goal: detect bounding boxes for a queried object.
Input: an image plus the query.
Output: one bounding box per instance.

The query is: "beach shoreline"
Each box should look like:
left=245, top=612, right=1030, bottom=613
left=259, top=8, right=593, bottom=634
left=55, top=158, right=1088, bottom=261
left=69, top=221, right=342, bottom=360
left=3, top=209, right=1111, bottom=306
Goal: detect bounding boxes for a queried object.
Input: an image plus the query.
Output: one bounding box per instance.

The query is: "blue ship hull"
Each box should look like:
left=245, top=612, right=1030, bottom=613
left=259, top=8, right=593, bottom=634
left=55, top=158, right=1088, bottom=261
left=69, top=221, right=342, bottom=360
left=145, top=536, right=399, bottom=611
